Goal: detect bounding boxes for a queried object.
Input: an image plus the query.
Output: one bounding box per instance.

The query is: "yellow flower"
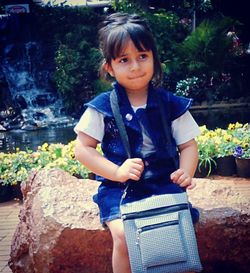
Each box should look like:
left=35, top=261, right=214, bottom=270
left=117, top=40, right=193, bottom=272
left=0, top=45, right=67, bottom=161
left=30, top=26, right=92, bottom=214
left=214, top=128, right=223, bottom=135
left=228, top=123, right=235, bottom=130
left=199, top=125, right=207, bottom=134
left=235, top=122, right=243, bottom=129
left=41, top=143, right=49, bottom=151
left=243, top=123, right=249, bottom=129
left=206, top=131, right=216, bottom=138
left=223, top=134, right=232, bottom=142
left=232, top=137, right=241, bottom=145
left=242, top=143, right=249, bottom=149
left=214, top=138, right=221, bottom=145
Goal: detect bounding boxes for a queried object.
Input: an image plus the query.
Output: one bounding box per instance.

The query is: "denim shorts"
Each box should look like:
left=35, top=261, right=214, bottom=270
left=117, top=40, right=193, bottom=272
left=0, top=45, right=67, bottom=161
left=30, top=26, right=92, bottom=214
left=93, top=178, right=200, bottom=225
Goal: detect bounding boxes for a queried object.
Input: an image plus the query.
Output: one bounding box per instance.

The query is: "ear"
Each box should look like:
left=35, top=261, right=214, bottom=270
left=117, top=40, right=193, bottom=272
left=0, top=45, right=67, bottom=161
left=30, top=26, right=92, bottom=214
left=103, top=63, right=114, bottom=77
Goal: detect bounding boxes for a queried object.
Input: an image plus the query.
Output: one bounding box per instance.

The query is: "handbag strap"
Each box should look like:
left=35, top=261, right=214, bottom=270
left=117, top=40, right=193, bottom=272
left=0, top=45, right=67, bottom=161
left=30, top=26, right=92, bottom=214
left=110, top=89, right=177, bottom=204
left=110, top=90, right=132, bottom=159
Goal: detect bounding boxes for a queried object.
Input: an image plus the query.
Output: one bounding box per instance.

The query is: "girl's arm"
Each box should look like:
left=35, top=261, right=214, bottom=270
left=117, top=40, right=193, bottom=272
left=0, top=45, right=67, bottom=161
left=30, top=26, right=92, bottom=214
left=170, top=139, right=199, bottom=189
left=74, top=131, right=144, bottom=183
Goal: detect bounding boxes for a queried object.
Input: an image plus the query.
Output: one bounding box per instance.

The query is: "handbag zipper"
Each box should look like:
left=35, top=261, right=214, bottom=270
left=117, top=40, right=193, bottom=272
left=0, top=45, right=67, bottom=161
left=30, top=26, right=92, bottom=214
left=122, top=203, right=188, bottom=220
left=136, top=220, right=179, bottom=245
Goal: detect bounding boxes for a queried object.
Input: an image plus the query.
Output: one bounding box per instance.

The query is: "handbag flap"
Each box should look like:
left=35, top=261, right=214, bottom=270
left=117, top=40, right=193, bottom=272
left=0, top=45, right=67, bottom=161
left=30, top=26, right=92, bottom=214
left=121, top=192, right=188, bottom=215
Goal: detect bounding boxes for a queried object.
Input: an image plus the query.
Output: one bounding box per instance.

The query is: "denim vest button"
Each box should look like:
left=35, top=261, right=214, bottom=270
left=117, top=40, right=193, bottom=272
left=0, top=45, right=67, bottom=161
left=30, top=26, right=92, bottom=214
left=144, top=160, right=149, bottom=166
left=125, top=113, right=133, bottom=121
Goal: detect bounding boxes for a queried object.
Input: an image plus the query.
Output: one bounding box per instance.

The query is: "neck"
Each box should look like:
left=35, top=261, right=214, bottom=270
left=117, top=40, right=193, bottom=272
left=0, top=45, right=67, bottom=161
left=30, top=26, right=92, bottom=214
left=126, top=88, right=148, bottom=107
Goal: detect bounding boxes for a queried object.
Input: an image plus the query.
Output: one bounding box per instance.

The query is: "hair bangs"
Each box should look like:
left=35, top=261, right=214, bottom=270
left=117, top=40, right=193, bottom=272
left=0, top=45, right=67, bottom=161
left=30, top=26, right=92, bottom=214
left=106, top=28, right=130, bottom=61
left=106, top=24, right=154, bottom=62
left=126, top=24, right=153, bottom=53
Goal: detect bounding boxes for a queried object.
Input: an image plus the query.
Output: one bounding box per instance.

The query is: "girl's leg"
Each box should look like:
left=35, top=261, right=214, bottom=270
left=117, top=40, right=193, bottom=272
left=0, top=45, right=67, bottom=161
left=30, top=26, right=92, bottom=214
left=106, top=219, right=195, bottom=273
left=106, top=219, right=131, bottom=273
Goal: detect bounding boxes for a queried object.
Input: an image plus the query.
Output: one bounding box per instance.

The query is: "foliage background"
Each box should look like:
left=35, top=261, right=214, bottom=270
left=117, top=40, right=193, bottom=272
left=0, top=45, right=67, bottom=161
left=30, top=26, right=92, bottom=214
left=19, top=0, right=250, bottom=116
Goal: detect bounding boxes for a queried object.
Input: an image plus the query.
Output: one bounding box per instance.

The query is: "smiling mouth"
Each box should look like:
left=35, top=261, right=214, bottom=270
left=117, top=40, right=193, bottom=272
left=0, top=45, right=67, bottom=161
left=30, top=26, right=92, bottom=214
left=128, top=75, right=145, bottom=80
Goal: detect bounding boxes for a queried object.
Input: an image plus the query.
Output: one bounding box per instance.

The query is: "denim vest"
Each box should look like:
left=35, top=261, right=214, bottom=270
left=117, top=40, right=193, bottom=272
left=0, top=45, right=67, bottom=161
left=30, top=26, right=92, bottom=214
left=85, top=82, right=192, bottom=184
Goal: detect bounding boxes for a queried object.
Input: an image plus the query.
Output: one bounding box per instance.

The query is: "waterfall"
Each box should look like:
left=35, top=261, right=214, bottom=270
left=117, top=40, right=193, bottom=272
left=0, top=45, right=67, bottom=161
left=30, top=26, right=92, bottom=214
left=0, top=14, right=76, bottom=130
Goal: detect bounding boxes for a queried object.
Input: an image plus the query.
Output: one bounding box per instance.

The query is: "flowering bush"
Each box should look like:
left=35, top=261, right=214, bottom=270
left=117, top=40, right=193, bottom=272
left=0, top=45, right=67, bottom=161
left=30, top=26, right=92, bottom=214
left=195, top=122, right=249, bottom=175
left=0, top=122, right=249, bottom=185
left=195, top=125, right=217, bottom=176
left=197, top=122, right=249, bottom=158
left=175, top=77, right=199, bottom=97
left=0, top=141, right=102, bottom=186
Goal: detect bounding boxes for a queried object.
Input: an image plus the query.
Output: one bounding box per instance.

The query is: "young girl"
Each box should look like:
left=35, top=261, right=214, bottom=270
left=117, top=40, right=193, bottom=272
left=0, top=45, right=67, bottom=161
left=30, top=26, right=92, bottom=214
left=74, top=12, right=200, bottom=273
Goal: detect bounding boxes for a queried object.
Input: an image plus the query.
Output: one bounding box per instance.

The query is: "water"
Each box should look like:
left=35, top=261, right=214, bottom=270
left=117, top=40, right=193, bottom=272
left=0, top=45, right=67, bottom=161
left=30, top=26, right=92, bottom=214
left=0, top=126, right=76, bottom=153
left=191, top=105, right=250, bottom=129
left=1, top=105, right=249, bottom=153
left=2, top=42, right=74, bottom=129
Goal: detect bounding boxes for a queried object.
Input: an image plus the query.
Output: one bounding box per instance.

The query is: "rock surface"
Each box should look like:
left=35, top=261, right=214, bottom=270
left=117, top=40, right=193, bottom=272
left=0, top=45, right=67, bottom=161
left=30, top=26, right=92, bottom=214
left=189, top=176, right=250, bottom=273
left=9, top=169, right=112, bottom=273
left=9, top=170, right=250, bottom=273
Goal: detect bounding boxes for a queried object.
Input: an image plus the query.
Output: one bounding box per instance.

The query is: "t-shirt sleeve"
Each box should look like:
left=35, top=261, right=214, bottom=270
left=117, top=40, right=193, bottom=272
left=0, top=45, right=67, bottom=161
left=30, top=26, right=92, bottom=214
left=167, top=91, right=193, bottom=121
left=74, top=107, right=104, bottom=142
left=171, top=111, right=200, bottom=145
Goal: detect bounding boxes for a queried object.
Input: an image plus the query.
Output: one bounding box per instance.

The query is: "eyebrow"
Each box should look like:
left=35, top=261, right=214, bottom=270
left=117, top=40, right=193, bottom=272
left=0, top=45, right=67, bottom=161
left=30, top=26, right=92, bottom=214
left=118, top=49, right=149, bottom=57
left=118, top=53, right=128, bottom=58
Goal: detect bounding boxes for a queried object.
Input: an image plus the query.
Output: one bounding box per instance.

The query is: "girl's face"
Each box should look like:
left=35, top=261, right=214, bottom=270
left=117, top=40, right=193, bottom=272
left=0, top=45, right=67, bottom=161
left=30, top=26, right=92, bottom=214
left=105, top=39, right=154, bottom=94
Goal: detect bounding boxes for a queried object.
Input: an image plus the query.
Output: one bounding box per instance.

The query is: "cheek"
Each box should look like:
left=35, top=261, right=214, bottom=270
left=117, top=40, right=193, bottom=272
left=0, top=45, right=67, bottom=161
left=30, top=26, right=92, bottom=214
left=146, top=62, right=154, bottom=78
left=112, top=66, right=127, bottom=78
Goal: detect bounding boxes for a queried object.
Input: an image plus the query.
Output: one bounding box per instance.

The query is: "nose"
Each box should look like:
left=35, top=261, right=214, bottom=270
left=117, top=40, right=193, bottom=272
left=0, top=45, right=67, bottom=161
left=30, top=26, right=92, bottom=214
left=130, top=60, right=139, bottom=71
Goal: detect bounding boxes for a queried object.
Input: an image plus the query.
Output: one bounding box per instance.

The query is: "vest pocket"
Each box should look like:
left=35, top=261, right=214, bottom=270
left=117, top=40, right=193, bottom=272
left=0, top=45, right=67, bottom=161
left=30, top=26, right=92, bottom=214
left=135, top=211, right=187, bottom=268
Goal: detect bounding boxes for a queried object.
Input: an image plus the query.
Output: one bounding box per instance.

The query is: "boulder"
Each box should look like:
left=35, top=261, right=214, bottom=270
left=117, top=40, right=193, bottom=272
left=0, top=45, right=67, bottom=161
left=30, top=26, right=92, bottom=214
left=9, top=169, right=250, bottom=273
left=189, top=176, right=250, bottom=273
left=9, top=169, right=112, bottom=273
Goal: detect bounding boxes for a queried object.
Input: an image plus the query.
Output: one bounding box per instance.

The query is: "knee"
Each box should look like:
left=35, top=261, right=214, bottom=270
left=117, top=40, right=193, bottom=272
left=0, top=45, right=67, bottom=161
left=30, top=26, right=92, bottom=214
left=112, top=227, right=128, bottom=254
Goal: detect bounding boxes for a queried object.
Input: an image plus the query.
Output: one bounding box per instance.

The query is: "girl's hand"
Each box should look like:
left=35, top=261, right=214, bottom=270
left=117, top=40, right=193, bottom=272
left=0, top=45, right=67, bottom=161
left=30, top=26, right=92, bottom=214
left=115, top=158, right=144, bottom=183
left=170, top=169, right=196, bottom=190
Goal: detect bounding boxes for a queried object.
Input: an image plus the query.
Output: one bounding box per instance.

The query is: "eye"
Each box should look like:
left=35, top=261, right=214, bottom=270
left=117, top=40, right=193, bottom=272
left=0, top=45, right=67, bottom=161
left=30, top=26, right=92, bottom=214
left=119, top=57, right=128, bottom=63
left=139, top=53, right=148, bottom=60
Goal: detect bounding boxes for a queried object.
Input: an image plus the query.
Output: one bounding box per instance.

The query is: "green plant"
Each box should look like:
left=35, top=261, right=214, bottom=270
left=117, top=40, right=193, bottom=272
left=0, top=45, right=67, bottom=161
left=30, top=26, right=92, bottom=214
left=232, top=124, right=250, bottom=159
left=111, top=0, right=140, bottom=12
left=175, top=76, right=199, bottom=97
left=198, top=156, right=217, bottom=177
left=143, top=11, right=188, bottom=74
left=0, top=141, right=96, bottom=186
left=33, top=6, right=103, bottom=113
left=54, top=35, right=102, bottom=112
left=196, top=126, right=217, bottom=176
left=196, top=123, right=250, bottom=177
left=93, top=79, right=112, bottom=95
left=175, top=17, right=236, bottom=76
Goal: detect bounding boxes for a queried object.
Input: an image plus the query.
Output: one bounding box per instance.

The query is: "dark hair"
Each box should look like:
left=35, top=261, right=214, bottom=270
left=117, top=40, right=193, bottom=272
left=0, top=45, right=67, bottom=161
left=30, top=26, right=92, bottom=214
left=98, top=12, right=162, bottom=86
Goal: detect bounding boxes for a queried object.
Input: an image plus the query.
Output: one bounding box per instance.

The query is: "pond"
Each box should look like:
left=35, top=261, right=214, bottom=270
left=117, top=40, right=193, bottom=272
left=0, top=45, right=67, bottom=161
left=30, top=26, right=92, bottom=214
left=0, top=105, right=249, bottom=153
left=190, top=105, right=250, bottom=130
left=0, top=126, right=76, bottom=153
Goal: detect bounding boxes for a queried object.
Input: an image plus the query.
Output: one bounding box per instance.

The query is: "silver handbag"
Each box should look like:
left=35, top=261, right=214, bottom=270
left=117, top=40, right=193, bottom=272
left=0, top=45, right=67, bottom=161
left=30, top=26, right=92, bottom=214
left=110, top=90, right=202, bottom=273
left=120, top=192, right=202, bottom=273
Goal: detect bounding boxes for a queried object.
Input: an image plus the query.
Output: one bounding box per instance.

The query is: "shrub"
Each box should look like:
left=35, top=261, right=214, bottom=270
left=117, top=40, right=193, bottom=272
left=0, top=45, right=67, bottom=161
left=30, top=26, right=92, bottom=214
left=33, top=6, right=103, bottom=113
left=0, top=141, right=96, bottom=186
left=196, top=122, right=250, bottom=176
left=1, top=123, right=249, bottom=187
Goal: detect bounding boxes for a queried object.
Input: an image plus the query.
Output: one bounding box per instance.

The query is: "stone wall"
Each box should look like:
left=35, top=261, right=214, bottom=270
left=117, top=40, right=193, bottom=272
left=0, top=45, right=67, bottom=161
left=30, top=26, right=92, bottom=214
left=9, top=169, right=250, bottom=273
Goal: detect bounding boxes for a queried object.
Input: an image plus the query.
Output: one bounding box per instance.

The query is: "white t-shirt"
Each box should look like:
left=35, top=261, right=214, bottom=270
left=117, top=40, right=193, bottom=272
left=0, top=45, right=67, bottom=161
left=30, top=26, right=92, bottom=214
left=74, top=106, right=200, bottom=149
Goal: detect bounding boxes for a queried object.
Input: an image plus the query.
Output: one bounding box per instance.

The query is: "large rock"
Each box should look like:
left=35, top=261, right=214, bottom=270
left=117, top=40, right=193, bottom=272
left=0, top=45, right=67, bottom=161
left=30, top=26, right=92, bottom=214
left=189, top=177, right=250, bottom=273
left=9, top=169, right=112, bottom=273
left=9, top=169, right=250, bottom=273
